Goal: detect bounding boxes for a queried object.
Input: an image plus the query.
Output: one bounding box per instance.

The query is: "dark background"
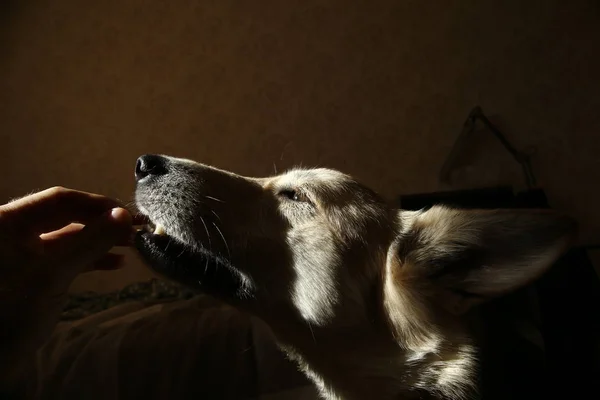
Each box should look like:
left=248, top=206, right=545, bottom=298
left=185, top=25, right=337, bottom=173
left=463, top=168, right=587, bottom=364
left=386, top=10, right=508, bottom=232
left=1, top=0, right=598, bottom=292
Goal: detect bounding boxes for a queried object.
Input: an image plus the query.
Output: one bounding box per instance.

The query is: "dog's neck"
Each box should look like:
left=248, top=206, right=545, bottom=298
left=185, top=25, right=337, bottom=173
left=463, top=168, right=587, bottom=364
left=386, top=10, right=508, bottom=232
left=272, top=320, right=478, bottom=400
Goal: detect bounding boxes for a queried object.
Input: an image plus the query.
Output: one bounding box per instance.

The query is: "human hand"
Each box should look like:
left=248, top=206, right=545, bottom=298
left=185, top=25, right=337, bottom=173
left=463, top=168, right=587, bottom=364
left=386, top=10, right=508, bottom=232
left=0, top=186, right=137, bottom=380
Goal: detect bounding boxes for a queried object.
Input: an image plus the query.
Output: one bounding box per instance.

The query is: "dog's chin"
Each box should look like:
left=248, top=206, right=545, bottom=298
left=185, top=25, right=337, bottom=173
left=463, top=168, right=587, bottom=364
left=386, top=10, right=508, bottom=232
left=134, top=230, right=253, bottom=300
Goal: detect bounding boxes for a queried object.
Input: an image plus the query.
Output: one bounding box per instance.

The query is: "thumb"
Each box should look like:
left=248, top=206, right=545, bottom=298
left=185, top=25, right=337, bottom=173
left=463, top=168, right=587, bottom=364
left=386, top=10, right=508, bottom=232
left=53, top=207, right=133, bottom=271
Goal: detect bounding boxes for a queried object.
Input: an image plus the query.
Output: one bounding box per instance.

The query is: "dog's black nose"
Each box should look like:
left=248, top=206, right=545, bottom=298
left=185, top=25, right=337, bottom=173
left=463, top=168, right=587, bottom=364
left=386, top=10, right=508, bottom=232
left=135, top=154, right=168, bottom=181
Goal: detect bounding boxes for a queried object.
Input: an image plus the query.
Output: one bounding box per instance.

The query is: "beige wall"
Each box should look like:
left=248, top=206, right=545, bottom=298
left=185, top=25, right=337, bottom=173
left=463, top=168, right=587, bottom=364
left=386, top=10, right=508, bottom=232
left=1, top=0, right=598, bottom=292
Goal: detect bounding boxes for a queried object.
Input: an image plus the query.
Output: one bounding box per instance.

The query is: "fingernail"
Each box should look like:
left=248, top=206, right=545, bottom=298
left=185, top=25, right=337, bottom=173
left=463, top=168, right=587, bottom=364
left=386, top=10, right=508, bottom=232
left=111, top=207, right=125, bottom=218
left=110, top=207, right=133, bottom=224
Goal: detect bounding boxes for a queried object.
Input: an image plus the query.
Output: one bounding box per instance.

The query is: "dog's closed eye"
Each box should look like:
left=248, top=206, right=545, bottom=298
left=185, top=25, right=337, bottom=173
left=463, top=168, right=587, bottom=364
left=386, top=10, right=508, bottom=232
left=278, top=189, right=309, bottom=203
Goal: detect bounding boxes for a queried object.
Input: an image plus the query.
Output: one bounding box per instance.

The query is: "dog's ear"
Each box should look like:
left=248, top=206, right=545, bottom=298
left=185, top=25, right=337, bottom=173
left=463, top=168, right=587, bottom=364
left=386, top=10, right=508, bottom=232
left=387, top=206, right=577, bottom=316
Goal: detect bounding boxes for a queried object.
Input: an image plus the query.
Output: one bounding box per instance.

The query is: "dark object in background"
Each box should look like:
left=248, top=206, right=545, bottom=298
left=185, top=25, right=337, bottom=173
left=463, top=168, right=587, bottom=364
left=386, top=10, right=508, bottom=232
left=399, top=186, right=600, bottom=400
left=439, top=106, right=537, bottom=189
left=431, top=106, right=600, bottom=398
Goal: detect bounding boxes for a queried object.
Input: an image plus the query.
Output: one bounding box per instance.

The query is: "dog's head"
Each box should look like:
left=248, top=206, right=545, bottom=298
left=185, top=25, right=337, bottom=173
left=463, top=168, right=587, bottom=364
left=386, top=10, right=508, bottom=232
left=133, top=154, right=392, bottom=325
left=134, top=154, right=576, bottom=398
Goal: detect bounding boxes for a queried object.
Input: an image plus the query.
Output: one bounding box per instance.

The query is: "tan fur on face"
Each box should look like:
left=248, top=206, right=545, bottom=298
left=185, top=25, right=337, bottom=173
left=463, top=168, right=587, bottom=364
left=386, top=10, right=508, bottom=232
left=135, top=157, right=577, bottom=400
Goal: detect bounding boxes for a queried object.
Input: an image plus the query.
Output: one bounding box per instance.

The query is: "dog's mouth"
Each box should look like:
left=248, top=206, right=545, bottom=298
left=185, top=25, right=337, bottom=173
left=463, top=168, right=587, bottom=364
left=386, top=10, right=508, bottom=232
left=133, top=214, right=255, bottom=300
left=142, top=220, right=168, bottom=236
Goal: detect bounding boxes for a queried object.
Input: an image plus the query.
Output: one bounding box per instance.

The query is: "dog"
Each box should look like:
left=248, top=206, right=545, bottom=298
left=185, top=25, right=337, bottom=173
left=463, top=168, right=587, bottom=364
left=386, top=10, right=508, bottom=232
left=133, top=154, right=576, bottom=400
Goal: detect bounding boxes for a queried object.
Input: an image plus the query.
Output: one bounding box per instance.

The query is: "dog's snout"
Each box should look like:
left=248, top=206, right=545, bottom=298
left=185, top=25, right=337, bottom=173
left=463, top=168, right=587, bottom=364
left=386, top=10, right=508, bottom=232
left=135, top=154, right=168, bottom=181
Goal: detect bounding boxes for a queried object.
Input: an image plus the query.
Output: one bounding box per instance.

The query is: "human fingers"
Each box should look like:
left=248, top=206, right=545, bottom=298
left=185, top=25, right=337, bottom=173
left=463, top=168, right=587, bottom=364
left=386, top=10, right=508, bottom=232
left=0, top=187, right=124, bottom=236
left=48, top=208, right=132, bottom=272
left=41, top=223, right=136, bottom=247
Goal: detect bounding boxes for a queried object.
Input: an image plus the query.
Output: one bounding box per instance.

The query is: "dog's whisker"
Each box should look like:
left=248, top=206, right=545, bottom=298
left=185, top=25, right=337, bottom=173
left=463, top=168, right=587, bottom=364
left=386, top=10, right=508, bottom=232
left=307, top=321, right=316, bottom=344
left=199, top=216, right=212, bottom=273
left=204, top=195, right=224, bottom=203
left=199, top=217, right=212, bottom=249
left=122, top=200, right=140, bottom=216
left=210, top=210, right=221, bottom=221
left=280, top=141, right=292, bottom=161
left=212, top=221, right=230, bottom=259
